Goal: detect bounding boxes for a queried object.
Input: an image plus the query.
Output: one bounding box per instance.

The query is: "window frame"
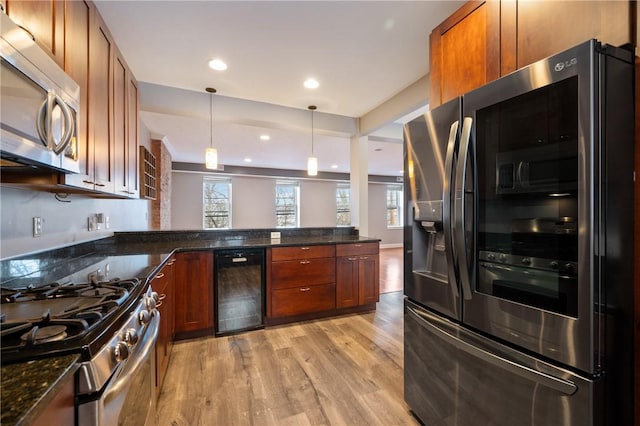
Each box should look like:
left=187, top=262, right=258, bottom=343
left=275, top=180, right=300, bottom=228
left=386, top=184, right=403, bottom=228
left=203, top=177, right=232, bottom=230
left=336, top=183, right=351, bottom=226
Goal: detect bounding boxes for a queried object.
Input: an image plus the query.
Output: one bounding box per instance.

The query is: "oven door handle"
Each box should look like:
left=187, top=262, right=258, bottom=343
left=103, top=311, right=160, bottom=398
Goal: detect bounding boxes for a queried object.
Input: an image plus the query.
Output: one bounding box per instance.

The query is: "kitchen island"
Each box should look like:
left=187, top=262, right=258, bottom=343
left=0, top=227, right=379, bottom=425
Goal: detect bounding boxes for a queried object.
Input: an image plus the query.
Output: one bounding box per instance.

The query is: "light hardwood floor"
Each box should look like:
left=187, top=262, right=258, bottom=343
left=157, top=248, right=415, bottom=426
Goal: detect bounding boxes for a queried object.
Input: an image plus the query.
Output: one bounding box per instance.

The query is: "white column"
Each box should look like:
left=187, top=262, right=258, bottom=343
left=350, top=135, right=369, bottom=237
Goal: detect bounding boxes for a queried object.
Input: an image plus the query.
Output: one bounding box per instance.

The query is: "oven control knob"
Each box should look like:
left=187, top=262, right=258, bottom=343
left=138, top=310, right=151, bottom=325
left=146, top=296, right=157, bottom=311
left=487, top=253, right=496, bottom=261
left=550, top=261, right=559, bottom=269
left=124, top=328, right=139, bottom=346
left=521, top=258, right=531, bottom=266
left=113, top=341, right=129, bottom=362
left=499, top=254, right=507, bottom=262
left=565, top=263, right=576, bottom=273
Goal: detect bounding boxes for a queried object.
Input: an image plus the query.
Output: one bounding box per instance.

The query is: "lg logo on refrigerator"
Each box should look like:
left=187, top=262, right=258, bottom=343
left=554, top=58, right=578, bottom=72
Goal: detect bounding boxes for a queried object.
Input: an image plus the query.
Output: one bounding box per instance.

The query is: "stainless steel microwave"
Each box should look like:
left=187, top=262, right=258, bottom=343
left=0, top=12, right=80, bottom=173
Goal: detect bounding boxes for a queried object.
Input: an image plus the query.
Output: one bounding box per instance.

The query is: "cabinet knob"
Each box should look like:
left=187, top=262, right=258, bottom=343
left=300, top=287, right=311, bottom=292
left=300, top=260, right=311, bottom=265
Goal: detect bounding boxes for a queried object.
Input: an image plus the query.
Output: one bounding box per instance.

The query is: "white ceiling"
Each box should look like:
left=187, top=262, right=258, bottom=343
left=94, top=1, right=463, bottom=176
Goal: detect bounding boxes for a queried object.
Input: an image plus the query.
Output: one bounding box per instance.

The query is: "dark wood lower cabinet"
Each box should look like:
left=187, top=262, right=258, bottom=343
left=174, top=251, right=214, bottom=339
left=336, top=243, right=380, bottom=308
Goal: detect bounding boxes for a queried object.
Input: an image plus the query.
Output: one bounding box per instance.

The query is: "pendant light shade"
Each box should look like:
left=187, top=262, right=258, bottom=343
left=205, top=87, right=218, bottom=170
left=205, top=147, right=218, bottom=169
left=307, top=156, right=318, bottom=176
left=307, top=105, right=317, bottom=176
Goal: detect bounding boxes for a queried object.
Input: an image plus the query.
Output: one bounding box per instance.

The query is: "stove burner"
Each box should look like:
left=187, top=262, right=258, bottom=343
left=20, top=325, right=68, bottom=344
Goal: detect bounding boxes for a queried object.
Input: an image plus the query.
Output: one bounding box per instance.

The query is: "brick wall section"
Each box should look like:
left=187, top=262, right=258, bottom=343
left=151, top=139, right=172, bottom=230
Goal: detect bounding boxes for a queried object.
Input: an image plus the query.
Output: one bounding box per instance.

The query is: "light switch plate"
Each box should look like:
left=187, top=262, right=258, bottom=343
left=33, top=217, right=42, bottom=237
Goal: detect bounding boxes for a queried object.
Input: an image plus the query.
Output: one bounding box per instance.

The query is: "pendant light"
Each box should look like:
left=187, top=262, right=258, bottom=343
left=307, top=105, right=318, bottom=176
left=205, top=87, right=218, bottom=170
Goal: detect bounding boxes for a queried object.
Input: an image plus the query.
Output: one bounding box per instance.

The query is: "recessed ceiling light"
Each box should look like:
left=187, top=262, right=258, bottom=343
left=331, top=164, right=338, bottom=169
left=208, top=59, right=227, bottom=71
left=259, top=135, right=270, bottom=141
left=304, top=78, right=319, bottom=89
left=244, top=158, right=252, bottom=163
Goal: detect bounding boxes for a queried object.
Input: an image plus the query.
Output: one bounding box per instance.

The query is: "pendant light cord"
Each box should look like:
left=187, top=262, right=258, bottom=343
left=210, top=92, right=213, bottom=148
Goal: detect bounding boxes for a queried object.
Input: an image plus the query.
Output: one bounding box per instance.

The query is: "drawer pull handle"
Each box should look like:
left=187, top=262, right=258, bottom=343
left=300, top=247, right=311, bottom=250
left=300, top=260, right=311, bottom=265
left=158, top=294, right=167, bottom=301
left=300, top=287, right=311, bottom=292
left=348, top=257, right=358, bottom=261
left=156, top=301, right=163, bottom=308
left=355, top=244, right=362, bottom=247
left=154, top=273, right=165, bottom=279
left=360, top=256, right=368, bottom=260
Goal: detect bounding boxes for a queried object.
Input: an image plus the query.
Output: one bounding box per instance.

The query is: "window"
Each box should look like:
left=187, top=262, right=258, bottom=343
left=336, top=184, right=351, bottom=226
left=203, top=178, right=231, bottom=229
left=275, top=181, right=299, bottom=228
left=386, top=184, right=403, bottom=228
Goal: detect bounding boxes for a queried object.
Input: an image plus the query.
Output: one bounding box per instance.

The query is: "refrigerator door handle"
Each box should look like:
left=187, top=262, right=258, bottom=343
left=443, top=120, right=459, bottom=297
left=454, top=117, right=474, bottom=300
left=406, top=306, right=578, bottom=396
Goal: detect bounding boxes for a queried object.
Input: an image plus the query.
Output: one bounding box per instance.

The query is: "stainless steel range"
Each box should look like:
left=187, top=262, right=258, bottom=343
left=0, top=253, right=165, bottom=426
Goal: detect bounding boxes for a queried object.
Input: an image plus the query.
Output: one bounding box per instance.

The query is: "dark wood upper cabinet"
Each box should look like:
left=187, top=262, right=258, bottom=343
left=429, top=0, right=633, bottom=107
left=516, top=1, right=633, bottom=70
left=5, top=0, right=65, bottom=67
left=429, top=1, right=500, bottom=108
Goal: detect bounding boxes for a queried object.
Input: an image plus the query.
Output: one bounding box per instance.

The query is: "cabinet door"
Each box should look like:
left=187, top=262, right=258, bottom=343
left=358, top=255, right=379, bottom=305
left=174, top=252, right=214, bottom=335
left=429, top=1, right=500, bottom=107
left=516, top=1, right=631, bottom=70
left=61, top=0, right=93, bottom=190
left=336, top=256, right=359, bottom=308
left=89, top=10, right=115, bottom=193
left=127, top=77, right=140, bottom=198
left=113, top=50, right=128, bottom=196
left=5, top=0, right=64, bottom=67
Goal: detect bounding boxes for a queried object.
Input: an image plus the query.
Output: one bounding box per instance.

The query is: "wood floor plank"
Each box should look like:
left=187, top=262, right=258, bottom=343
left=156, top=291, right=418, bottom=426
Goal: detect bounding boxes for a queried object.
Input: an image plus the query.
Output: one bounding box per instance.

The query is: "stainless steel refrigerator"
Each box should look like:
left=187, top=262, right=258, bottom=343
left=403, top=40, right=634, bottom=425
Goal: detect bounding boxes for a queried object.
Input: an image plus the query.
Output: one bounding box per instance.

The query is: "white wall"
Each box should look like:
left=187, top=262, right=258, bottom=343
left=0, top=186, right=150, bottom=259
left=170, top=171, right=403, bottom=246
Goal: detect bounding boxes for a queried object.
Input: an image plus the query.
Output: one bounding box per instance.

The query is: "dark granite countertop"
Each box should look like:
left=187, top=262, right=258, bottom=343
left=1, top=354, right=79, bottom=426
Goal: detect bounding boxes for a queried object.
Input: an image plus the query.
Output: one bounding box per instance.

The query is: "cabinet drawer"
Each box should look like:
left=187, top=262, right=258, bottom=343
left=271, top=258, right=335, bottom=289
left=271, top=245, right=335, bottom=261
left=271, top=283, right=336, bottom=317
left=336, top=242, right=379, bottom=257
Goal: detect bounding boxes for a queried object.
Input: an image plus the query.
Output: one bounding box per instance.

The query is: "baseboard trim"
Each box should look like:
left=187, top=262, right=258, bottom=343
left=380, top=243, right=403, bottom=249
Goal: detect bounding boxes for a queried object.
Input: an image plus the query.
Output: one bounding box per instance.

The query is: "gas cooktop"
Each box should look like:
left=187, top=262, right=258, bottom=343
left=0, top=253, right=165, bottom=364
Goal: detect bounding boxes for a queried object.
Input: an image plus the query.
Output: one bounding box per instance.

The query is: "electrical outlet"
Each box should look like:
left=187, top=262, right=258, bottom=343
left=33, top=217, right=42, bottom=237
left=270, top=232, right=281, bottom=239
